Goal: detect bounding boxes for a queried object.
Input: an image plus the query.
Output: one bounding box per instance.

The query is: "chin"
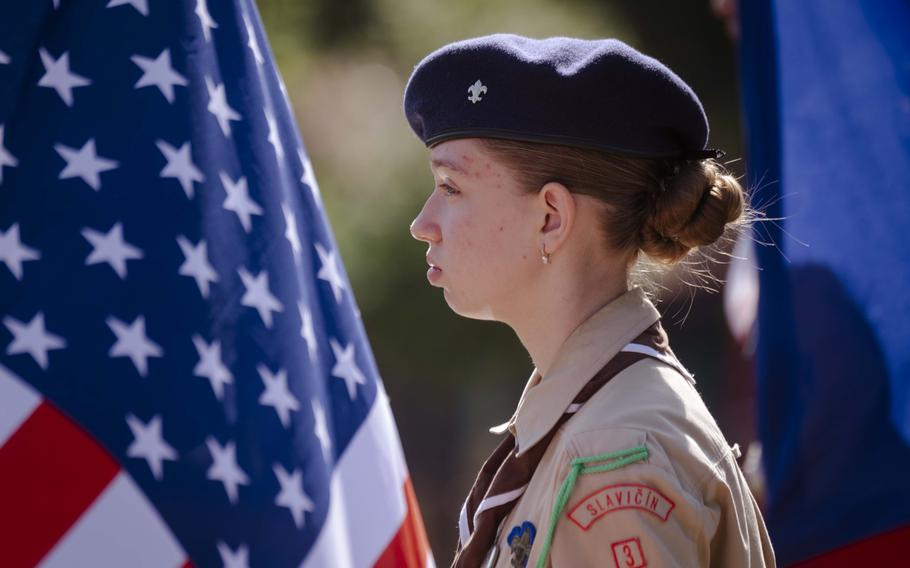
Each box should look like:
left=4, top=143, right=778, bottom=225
left=443, top=289, right=498, bottom=321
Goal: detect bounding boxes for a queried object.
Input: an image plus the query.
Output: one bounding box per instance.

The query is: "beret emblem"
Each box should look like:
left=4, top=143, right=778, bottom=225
left=467, top=79, right=487, bottom=104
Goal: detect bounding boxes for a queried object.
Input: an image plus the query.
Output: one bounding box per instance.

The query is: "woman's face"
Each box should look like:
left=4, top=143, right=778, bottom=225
left=410, top=138, right=540, bottom=320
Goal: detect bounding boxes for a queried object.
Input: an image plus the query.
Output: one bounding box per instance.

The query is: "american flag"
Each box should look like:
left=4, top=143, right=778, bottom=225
left=0, top=1, right=432, bottom=567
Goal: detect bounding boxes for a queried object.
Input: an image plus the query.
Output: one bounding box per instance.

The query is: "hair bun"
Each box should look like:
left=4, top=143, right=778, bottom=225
left=640, top=160, right=744, bottom=264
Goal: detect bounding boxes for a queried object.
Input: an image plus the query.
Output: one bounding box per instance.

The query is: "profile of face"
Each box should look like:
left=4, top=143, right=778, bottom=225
left=409, top=138, right=541, bottom=321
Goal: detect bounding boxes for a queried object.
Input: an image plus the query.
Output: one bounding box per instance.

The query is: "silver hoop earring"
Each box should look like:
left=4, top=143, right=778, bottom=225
left=540, top=245, right=550, bottom=265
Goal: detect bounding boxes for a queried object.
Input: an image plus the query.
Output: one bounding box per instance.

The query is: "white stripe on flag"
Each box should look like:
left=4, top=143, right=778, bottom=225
left=0, top=363, right=41, bottom=447
left=301, top=387, right=408, bottom=568
left=40, top=472, right=186, bottom=568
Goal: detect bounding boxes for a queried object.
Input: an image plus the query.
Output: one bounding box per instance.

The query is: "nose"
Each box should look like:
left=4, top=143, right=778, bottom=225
left=409, top=196, right=441, bottom=244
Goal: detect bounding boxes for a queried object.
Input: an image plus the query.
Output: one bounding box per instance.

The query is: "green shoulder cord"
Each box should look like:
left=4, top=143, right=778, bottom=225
left=534, top=444, right=649, bottom=568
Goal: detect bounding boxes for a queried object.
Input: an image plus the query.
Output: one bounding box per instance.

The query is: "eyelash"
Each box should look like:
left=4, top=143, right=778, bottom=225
left=437, top=183, right=459, bottom=197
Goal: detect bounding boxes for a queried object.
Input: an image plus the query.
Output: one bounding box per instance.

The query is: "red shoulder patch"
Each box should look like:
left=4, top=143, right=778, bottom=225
left=611, top=537, right=647, bottom=567
left=567, top=483, right=675, bottom=530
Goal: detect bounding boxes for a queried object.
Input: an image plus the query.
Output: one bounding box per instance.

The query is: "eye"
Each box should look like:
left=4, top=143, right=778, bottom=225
left=437, top=182, right=459, bottom=197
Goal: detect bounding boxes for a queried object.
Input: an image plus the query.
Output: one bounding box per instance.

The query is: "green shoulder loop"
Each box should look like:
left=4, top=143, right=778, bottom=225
left=534, top=444, right=649, bottom=568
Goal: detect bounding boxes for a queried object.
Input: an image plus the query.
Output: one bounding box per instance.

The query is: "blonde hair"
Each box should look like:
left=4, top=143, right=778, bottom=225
left=478, top=138, right=748, bottom=283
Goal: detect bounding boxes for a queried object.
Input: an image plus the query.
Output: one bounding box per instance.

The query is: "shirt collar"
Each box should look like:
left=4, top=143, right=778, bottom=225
left=490, top=287, right=661, bottom=455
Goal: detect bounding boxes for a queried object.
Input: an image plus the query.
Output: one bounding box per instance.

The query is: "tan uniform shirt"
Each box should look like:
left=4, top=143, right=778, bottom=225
left=486, top=288, right=775, bottom=568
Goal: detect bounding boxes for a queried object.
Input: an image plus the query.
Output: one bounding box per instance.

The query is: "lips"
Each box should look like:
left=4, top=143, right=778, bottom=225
left=426, top=256, right=443, bottom=284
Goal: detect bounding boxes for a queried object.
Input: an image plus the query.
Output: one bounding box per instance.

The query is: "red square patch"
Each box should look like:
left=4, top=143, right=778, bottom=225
left=611, top=537, right=647, bottom=568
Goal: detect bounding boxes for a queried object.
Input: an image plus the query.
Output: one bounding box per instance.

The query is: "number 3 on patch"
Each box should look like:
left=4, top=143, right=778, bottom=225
left=611, top=537, right=646, bottom=568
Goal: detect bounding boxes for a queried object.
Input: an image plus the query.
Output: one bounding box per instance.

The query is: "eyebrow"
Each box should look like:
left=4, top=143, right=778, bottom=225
left=430, top=158, right=467, bottom=175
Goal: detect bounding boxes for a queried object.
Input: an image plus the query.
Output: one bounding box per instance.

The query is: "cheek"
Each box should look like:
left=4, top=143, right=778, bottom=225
left=465, top=218, right=531, bottom=274
left=442, top=196, right=533, bottom=275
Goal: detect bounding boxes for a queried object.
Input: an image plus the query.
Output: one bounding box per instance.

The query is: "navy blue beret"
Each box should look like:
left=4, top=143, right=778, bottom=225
left=404, top=34, right=721, bottom=160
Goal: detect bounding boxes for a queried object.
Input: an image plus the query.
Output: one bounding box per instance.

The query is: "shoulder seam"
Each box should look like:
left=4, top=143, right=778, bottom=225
left=695, top=443, right=739, bottom=493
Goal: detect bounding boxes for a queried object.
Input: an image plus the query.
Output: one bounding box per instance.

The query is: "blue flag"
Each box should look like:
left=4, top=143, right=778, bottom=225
left=0, top=1, right=430, bottom=566
left=739, top=0, right=910, bottom=564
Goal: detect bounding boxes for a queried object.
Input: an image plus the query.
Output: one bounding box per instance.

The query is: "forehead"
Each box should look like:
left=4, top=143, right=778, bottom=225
left=428, top=138, right=491, bottom=175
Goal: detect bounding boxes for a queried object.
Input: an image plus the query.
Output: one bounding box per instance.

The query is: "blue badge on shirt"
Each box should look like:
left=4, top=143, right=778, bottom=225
left=507, top=521, right=536, bottom=568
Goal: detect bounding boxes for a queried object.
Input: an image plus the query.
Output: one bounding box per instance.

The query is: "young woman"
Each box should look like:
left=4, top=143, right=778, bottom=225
left=404, top=35, right=775, bottom=568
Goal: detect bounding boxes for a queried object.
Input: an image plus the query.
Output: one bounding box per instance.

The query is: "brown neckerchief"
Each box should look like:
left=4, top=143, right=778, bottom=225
left=452, top=321, right=678, bottom=568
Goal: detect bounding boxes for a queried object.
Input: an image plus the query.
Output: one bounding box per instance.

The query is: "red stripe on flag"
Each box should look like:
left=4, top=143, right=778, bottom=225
left=374, top=478, right=432, bottom=568
left=0, top=401, right=120, bottom=568
left=791, top=524, right=910, bottom=567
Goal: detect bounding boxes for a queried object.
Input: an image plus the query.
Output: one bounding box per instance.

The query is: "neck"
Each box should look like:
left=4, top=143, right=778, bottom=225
left=504, top=267, right=628, bottom=377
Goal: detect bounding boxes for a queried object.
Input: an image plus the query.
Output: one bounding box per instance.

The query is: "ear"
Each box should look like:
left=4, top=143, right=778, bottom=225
left=537, top=182, right=576, bottom=254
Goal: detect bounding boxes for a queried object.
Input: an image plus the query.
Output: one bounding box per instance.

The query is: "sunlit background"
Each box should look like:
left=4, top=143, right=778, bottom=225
left=257, top=1, right=751, bottom=563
